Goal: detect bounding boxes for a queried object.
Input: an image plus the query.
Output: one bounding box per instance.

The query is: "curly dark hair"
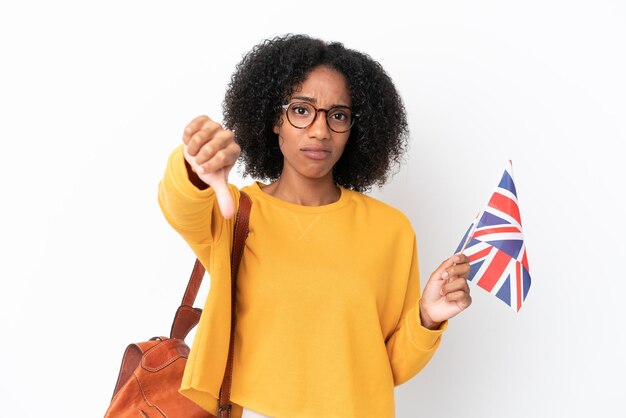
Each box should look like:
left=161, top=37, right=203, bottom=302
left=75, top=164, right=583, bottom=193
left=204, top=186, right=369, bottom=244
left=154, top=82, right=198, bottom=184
left=222, top=34, right=409, bottom=192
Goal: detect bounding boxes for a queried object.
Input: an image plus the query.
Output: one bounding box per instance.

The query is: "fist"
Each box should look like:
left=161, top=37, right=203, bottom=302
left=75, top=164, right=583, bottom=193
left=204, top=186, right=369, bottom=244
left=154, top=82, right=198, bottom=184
left=182, top=115, right=241, bottom=219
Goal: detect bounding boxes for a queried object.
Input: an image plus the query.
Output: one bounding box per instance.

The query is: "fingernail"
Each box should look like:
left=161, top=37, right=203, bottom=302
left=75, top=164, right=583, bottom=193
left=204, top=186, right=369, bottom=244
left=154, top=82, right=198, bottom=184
left=197, top=166, right=205, bottom=174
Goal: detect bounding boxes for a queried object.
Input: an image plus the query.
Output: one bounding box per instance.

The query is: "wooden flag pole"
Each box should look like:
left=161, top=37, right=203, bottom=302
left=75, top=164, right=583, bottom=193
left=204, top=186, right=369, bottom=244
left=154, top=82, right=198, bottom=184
left=458, top=211, right=482, bottom=255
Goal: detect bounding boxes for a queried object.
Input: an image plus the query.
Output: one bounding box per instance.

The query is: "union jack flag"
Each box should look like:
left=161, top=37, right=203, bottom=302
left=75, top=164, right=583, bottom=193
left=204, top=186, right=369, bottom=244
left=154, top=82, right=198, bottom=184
left=455, top=161, right=531, bottom=312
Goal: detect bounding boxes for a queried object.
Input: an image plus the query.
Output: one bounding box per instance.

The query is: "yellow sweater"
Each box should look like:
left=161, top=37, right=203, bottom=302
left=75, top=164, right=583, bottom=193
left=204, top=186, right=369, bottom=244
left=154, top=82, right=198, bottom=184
left=158, top=146, right=446, bottom=418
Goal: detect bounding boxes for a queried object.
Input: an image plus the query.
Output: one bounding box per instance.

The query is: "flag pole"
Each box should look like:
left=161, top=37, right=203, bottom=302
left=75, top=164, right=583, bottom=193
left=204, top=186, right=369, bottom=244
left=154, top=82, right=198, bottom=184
left=458, top=211, right=482, bottom=255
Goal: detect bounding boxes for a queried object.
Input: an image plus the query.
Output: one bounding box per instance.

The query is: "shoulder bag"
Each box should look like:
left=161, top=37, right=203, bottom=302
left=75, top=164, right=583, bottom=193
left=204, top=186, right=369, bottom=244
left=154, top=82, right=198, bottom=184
left=104, top=191, right=252, bottom=418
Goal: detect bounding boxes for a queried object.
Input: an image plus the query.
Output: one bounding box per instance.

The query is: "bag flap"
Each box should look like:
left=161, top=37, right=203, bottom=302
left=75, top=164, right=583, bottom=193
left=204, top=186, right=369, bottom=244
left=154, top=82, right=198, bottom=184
left=141, top=338, right=190, bottom=372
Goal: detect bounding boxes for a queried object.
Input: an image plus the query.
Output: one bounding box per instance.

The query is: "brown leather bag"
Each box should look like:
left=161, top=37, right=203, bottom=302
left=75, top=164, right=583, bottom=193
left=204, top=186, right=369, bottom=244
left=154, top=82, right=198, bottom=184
left=105, top=191, right=252, bottom=418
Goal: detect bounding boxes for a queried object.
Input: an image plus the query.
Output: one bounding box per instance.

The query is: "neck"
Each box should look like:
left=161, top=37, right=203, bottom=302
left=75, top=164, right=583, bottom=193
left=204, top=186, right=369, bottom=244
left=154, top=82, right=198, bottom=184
left=263, top=172, right=340, bottom=206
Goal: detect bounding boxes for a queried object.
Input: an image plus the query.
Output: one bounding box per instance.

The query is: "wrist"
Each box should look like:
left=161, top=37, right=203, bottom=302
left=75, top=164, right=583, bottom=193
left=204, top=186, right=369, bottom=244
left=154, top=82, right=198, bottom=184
left=419, top=299, right=442, bottom=330
left=184, top=159, right=210, bottom=190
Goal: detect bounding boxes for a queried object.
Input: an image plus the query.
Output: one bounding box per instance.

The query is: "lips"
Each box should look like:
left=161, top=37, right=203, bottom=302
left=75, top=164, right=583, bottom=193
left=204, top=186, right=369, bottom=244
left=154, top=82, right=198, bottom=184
left=300, top=147, right=331, bottom=160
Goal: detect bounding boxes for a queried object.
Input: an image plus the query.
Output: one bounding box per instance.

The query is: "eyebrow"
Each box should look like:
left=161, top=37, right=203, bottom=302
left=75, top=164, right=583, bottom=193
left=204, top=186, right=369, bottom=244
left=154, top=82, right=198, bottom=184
left=290, top=96, right=351, bottom=108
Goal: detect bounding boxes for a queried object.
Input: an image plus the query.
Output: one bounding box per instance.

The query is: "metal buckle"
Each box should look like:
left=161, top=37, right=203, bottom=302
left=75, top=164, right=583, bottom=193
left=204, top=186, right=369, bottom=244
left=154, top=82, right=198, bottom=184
left=218, top=404, right=232, bottom=417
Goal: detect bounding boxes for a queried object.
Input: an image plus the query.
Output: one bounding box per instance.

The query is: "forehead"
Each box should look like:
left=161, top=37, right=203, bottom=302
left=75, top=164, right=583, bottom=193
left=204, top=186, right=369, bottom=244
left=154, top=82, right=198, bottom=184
left=292, top=66, right=351, bottom=106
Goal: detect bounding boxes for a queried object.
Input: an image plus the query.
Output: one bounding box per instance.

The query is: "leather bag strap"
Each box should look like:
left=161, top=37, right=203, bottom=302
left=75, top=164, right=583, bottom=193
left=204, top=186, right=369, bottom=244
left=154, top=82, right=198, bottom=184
left=169, top=258, right=205, bottom=340
left=218, top=191, right=252, bottom=417
left=167, top=190, right=252, bottom=417
left=169, top=191, right=252, bottom=341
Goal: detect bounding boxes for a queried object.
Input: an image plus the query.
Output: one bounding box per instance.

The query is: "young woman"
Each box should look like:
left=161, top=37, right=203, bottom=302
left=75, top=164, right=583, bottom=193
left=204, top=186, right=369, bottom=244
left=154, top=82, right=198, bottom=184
left=159, top=34, right=471, bottom=418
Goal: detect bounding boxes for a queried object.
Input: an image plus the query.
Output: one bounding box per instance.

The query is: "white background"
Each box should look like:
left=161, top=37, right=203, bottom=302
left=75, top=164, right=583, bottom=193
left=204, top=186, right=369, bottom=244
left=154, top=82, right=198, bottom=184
left=1, top=1, right=624, bottom=417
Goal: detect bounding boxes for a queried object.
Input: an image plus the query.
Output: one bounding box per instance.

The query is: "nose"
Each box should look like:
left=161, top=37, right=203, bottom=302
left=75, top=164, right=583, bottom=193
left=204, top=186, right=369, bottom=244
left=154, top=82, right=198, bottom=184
left=307, top=109, right=331, bottom=139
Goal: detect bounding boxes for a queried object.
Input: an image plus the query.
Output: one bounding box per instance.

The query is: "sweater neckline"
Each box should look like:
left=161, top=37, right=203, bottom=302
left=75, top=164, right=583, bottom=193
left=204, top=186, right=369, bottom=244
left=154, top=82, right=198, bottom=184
left=245, top=181, right=351, bottom=213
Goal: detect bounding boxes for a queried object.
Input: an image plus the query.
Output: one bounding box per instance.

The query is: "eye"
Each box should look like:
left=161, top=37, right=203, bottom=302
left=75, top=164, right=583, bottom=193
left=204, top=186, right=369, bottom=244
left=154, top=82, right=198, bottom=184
left=290, top=103, right=312, bottom=117
left=328, top=108, right=351, bottom=122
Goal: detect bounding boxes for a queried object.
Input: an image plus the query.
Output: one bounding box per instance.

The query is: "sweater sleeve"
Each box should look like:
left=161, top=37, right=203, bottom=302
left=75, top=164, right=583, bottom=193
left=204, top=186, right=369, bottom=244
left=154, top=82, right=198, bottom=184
left=157, top=144, right=236, bottom=250
left=386, top=237, right=448, bottom=386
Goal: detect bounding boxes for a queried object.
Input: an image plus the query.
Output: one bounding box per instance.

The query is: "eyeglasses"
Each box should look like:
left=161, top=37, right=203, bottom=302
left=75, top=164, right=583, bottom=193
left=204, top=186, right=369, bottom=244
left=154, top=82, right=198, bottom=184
left=280, top=102, right=356, bottom=133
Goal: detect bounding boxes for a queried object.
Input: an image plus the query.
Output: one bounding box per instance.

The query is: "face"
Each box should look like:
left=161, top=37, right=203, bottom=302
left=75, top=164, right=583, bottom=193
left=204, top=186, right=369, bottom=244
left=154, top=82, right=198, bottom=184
left=273, top=65, right=352, bottom=183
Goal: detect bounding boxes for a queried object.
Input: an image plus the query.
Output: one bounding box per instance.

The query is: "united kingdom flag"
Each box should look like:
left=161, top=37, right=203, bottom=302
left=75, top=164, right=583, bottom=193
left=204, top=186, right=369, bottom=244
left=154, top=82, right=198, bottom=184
left=455, top=161, right=531, bottom=312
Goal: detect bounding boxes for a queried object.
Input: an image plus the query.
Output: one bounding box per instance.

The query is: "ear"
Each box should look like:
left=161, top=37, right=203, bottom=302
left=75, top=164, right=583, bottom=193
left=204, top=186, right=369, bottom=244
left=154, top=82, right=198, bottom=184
left=273, top=123, right=280, bottom=135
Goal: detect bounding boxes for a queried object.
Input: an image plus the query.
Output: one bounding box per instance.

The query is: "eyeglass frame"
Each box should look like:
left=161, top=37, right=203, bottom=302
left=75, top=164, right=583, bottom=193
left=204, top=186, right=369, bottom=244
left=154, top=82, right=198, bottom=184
left=279, top=102, right=357, bottom=133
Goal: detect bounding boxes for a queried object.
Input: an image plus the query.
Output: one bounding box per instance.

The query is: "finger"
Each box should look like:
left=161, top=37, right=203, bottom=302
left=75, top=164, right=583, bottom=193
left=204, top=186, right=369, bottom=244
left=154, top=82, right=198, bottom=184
left=209, top=173, right=235, bottom=219
left=194, top=130, right=235, bottom=165
left=435, top=256, right=457, bottom=279
left=187, top=120, right=223, bottom=156
left=445, top=262, right=470, bottom=281
left=187, top=122, right=222, bottom=156
left=451, top=253, right=470, bottom=265
left=442, top=278, right=470, bottom=295
left=183, top=115, right=211, bottom=145
left=183, top=143, right=203, bottom=174
left=445, top=289, right=472, bottom=306
left=198, top=143, right=240, bottom=174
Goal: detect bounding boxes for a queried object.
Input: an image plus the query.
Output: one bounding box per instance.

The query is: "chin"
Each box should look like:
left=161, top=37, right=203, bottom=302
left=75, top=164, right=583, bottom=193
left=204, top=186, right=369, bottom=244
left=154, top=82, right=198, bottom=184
left=301, top=169, right=333, bottom=181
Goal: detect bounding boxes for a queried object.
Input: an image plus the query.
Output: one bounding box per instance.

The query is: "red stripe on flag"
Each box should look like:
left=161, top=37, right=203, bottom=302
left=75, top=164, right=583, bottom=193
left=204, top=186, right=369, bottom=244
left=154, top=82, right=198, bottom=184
left=469, top=246, right=491, bottom=262
left=474, top=226, right=520, bottom=237
left=516, top=262, right=522, bottom=311
left=521, top=247, right=530, bottom=270
left=489, top=193, right=522, bottom=226
left=477, top=250, right=510, bottom=292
